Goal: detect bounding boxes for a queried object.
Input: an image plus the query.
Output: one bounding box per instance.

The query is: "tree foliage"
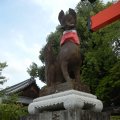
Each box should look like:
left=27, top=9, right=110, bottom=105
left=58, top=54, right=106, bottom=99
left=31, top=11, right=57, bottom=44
left=0, top=94, right=28, bottom=120
left=75, top=1, right=120, bottom=106
left=0, top=62, right=28, bottom=119
left=27, top=0, right=120, bottom=107
left=96, top=60, right=120, bottom=106
left=0, top=62, right=7, bottom=85
left=27, top=62, right=38, bottom=79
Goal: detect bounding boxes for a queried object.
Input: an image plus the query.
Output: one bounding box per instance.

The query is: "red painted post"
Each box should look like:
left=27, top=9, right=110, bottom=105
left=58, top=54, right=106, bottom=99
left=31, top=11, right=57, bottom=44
left=90, top=1, right=120, bottom=31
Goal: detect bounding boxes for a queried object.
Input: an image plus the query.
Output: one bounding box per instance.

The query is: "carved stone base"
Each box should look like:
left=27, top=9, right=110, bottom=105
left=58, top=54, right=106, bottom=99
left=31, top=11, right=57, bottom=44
left=39, top=81, right=90, bottom=97
left=28, top=90, right=103, bottom=114
left=22, top=109, right=110, bottom=120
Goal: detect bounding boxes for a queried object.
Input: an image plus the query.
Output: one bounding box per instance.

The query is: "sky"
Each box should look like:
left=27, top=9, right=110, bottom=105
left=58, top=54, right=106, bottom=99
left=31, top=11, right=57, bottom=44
left=0, top=0, right=112, bottom=89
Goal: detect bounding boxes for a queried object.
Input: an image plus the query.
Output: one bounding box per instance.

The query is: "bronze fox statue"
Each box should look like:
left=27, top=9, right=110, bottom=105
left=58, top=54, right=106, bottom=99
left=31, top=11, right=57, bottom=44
left=58, top=8, right=81, bottom=83
left=44, top=8, right=81, bottom=86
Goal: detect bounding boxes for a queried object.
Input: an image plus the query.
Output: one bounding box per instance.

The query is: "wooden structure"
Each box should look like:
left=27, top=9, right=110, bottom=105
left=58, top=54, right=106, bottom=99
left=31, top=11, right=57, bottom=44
left=90, top=1, right=120, bottom=31
left=2, top=78, right=40, bottom=105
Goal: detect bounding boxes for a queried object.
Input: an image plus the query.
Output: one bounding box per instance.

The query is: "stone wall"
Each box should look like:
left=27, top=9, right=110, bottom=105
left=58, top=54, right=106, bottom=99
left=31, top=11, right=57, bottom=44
left=20, top=109, right=110, bottom=120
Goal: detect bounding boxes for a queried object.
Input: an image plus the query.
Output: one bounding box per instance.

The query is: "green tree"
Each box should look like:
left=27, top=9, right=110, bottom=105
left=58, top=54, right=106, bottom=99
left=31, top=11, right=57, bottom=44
left=0, top=62, right=7, bottom=85
left=0, top=94, right=28, bottom=120
left=96, top=59, right=120, bottom=106
left=0, top=62, right=28, bottom=119
left=27, top=62, right=38, bottom=79
left=27, top=62, right=46, bottom=82
left=76, top=1, right=120, bottom=106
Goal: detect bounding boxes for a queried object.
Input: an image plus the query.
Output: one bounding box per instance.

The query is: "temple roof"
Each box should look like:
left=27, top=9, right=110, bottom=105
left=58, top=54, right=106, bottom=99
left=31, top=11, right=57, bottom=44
left=2, top=78, right=40, bottom=95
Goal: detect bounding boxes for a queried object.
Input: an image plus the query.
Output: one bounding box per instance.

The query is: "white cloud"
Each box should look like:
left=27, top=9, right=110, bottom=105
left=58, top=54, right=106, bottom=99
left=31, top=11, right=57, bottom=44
left=1, top=51, right=38, bottom=88
left=31, top=0, right=80, bottom=10
left=10, top=30, right=42, bottom=62
left=28, top=0, right=80, bottom=24
left=0, top=29, right=43, bottom=89
left=36, top=78, right=46, bottom=88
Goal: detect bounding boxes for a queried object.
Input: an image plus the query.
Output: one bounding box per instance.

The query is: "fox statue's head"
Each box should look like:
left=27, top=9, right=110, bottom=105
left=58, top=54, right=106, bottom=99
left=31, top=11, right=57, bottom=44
left=58, top=8, right=76, bottom=30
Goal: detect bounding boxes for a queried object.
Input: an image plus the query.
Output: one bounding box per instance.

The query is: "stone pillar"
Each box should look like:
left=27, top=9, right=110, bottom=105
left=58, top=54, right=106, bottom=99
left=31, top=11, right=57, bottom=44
left=20, top=109, right=110, bottom=120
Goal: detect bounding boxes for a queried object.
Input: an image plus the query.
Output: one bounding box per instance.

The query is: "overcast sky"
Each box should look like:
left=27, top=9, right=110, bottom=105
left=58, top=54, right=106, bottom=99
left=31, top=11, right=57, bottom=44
left=0, top=0, right=112, bottom=89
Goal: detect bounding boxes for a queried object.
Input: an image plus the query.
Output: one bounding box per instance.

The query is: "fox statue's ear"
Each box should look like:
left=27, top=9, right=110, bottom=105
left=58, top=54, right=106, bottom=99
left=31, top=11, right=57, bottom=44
left=69, top=8, right=76, bottom=20
left=58, top=10, right=64, bottom=24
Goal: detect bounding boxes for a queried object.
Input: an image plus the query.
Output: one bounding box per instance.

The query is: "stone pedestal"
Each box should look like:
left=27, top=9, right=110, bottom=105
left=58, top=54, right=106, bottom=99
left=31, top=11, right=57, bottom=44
left=24, top=83, right=110, bottom=120
left=26, top=82, right=110, bottom=120
left=21, top=109, right=110, bottom=120
left=28, top=90, right=103, bottom=114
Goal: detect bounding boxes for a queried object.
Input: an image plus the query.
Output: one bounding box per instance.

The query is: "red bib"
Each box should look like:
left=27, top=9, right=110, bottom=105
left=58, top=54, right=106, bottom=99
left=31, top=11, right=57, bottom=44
left=60, top=31, right=80, bottom=46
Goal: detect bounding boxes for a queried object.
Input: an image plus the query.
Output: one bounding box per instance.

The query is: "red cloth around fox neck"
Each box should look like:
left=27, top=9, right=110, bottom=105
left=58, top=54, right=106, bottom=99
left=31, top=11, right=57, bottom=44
left=60, top=30, right=80, bottom=46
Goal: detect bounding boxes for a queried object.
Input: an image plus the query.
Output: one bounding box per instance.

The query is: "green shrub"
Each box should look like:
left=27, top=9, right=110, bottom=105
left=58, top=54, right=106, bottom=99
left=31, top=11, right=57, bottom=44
left=111, top=116, right=120, bottom=120
left=0, top=103, right=28, bottom=120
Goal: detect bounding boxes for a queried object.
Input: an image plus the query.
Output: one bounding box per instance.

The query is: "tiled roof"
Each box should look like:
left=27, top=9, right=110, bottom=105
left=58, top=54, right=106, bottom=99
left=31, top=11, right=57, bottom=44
left=2, top=78, right=39, bottom=95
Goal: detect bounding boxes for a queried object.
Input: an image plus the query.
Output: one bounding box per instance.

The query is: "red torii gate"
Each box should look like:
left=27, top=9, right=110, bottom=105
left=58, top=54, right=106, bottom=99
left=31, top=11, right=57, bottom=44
left=90, top=1, right=120, bottom=31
